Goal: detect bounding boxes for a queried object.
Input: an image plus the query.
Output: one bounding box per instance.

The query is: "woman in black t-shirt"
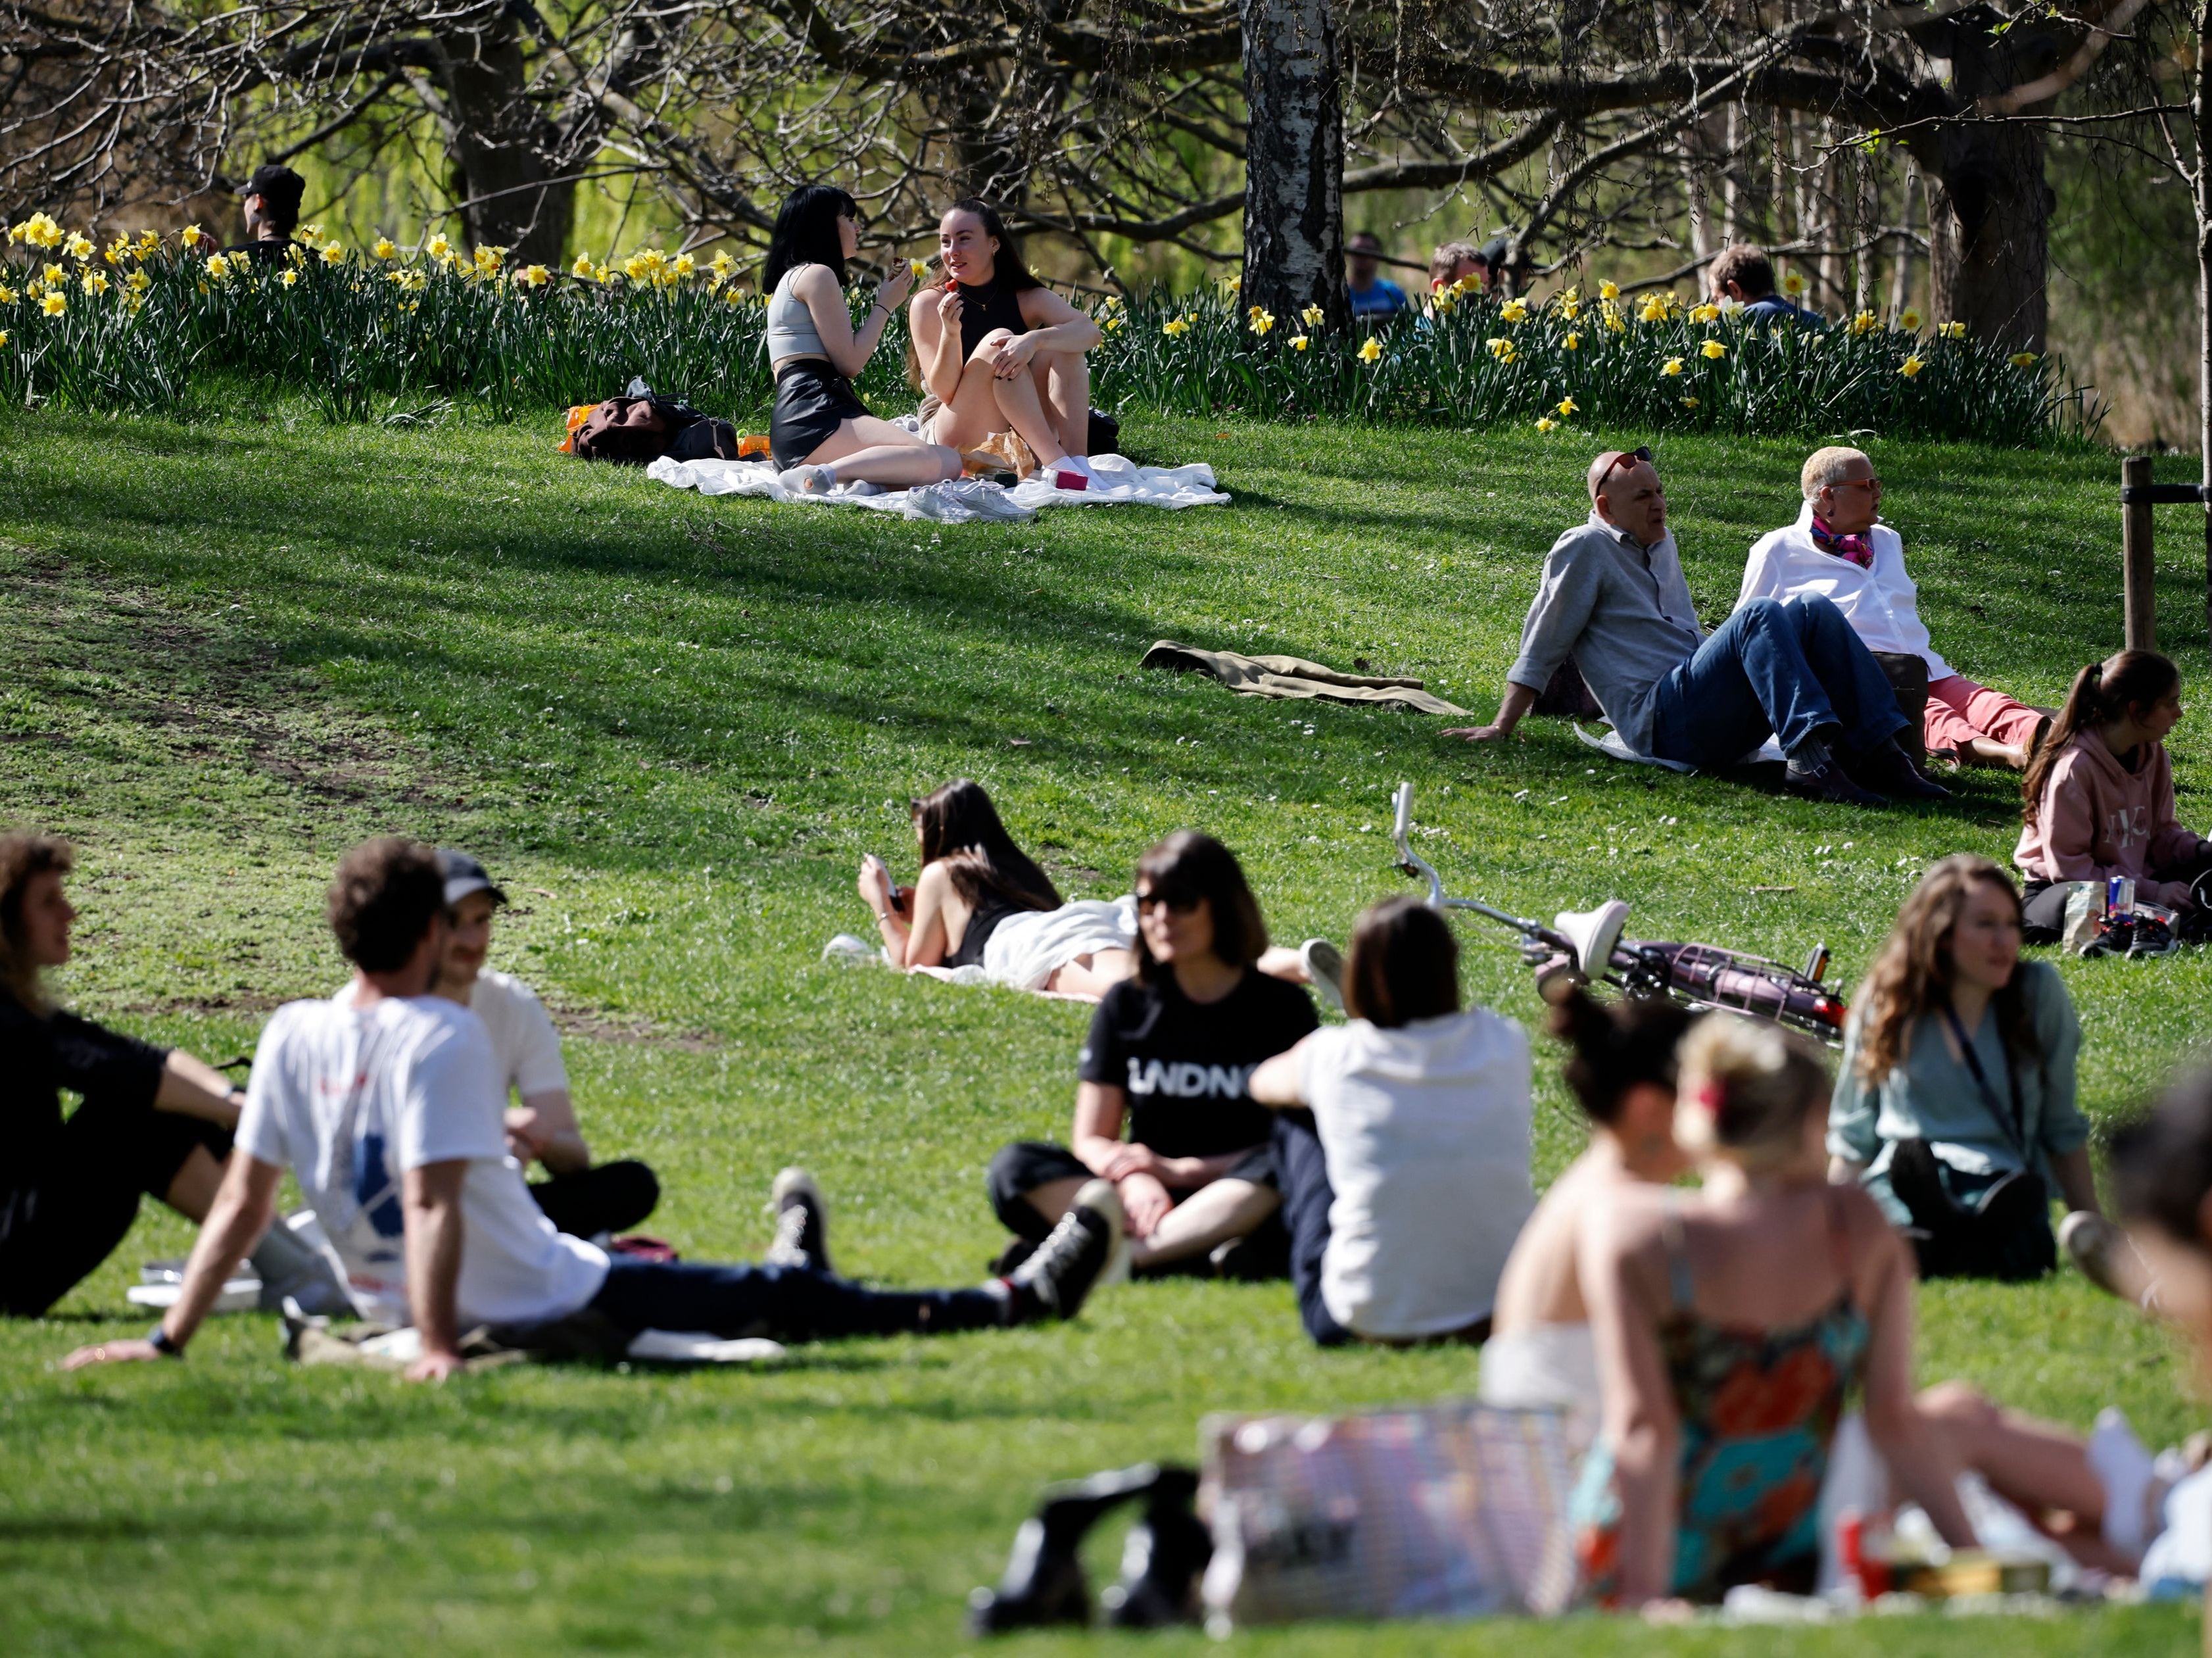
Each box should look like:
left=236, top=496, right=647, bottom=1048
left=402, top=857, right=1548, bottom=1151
left=986, top=832, right=1318, bottom=1276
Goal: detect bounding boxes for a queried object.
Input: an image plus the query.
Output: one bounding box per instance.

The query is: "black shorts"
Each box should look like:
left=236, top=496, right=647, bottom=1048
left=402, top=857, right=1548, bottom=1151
left=985, top=1138, right=1278, bottom=1242
left=770, top=361, right=871, bottom=469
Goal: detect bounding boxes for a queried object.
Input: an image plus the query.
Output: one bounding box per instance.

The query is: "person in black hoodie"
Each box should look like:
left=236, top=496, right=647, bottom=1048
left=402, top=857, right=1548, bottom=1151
left=986, top=832, right=1319, bottom=1277
left=0, top=834, right=322, bottom=1314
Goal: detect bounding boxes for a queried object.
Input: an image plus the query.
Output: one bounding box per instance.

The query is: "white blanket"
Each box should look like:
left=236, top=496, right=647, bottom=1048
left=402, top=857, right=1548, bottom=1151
left=646, top=451, right=1230, bottom=523
left=983, top=896, right=1140, bottom=990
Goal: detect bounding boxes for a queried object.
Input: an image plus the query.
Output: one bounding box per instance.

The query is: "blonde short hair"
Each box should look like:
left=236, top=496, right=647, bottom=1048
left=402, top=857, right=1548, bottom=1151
left=1673, top=1013, right=1831, bottom=1171
left=1801, top=446, right=1870, bottom=502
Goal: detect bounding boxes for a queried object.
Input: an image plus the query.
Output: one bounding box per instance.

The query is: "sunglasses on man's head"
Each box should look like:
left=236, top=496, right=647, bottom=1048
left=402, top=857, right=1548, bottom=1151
left=1594, top=445, right=1655, bottom=493
left=1135, top=889, right=1201, bottom=914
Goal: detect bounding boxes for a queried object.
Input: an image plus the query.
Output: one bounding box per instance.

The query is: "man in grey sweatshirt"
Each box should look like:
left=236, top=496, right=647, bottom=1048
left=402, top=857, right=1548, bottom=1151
left=1445, top=449, right=1946, bottom=806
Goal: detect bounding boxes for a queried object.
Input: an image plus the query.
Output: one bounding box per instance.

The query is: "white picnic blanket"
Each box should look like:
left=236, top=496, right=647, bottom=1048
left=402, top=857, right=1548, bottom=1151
left=646, top=451, right=1229, bottom=523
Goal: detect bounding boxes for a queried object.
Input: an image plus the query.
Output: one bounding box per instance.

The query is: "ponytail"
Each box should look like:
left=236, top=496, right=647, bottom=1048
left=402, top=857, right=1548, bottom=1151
left=2022, top=650, right=2180, bottom=824
left=1547, top=983, right=1693, bottom=1125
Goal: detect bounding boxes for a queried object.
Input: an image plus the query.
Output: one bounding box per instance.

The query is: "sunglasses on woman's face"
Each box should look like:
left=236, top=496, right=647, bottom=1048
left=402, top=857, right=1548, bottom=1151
left=1135, top=890, right=1200, bottom=914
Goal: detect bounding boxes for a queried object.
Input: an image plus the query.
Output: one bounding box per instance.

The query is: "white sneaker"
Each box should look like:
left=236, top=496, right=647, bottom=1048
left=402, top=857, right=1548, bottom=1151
left=1299, top=939, right=1347, bottom=1013
left=2061, top=1209, right=2151, bottom=1302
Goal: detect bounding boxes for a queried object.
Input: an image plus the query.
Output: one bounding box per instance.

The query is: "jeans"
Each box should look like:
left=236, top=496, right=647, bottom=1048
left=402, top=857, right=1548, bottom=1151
left=588, top=1254, right=1007, bottom=1341
left=1271, top=1112, right=1351, bottom=1347
left=1647, top=597, right=1908, bottom=769
left=530, top=1160, right=660, bottom=1238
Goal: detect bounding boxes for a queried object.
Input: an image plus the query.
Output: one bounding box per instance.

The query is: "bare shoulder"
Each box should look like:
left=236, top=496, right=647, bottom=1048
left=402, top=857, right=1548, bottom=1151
left=1577, top=1179, right=1671, bottom=1264
left=1017, top=284, right=1079, bottom=326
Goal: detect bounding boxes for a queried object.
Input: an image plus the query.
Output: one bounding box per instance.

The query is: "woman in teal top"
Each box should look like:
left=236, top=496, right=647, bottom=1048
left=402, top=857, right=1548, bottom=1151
left=1828, top=854, right=2104, bottom=1280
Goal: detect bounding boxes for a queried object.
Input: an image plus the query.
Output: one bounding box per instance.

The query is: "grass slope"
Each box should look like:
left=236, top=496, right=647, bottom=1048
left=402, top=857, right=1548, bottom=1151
left=0, top=409, right=2203, bottom=1655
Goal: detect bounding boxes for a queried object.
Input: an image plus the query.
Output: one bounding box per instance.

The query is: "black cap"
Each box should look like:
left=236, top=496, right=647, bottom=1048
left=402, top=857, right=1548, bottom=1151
left=1479, top=235, right=1510, bottom=271
left=435, top=848, right=508, bottom=910
left=243, top=164, right=306, bottom=225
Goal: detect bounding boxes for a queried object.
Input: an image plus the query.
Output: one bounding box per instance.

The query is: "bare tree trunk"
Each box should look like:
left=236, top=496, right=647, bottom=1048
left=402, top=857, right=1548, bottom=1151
left=1888, top=161, right=1918, bottom=316
left=1240, top=0, right=1349, bottom=329
left=1852, top=147, right=1877, bottom=314
left=1720, top=102, right=1742, bottom=247
left=2196, top=0, right=2212, bottom=475
left=435, top=9, right=571, bottom=264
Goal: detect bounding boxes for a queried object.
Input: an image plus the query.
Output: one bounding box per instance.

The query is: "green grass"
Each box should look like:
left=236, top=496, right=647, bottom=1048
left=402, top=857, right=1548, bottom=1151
left=0, top=408, right=2203, bottom=1654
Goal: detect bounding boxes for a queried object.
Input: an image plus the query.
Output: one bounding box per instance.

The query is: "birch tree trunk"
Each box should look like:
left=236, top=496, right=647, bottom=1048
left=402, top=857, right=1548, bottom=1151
left=1239, top=0, right=1349, bottom=331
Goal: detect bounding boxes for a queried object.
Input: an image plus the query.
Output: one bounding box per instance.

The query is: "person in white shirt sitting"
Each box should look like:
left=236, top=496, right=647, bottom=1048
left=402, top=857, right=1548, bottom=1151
left=1736, top=447, right=2048, bottom=770
left=1248, top=895, right=1534, bottom=1346
left=62, top=839, right=1124, bottom=1380
left=427, top=850, right=658, bottom=1240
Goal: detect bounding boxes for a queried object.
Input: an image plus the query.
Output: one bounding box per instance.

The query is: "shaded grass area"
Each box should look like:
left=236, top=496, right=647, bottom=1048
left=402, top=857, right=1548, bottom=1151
left=0, top=409, right=2203, bottom=1654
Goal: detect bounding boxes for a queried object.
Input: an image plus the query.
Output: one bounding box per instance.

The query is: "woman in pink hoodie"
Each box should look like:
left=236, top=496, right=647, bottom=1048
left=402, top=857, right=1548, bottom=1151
left=2015, top=649, right=2212, bottom=936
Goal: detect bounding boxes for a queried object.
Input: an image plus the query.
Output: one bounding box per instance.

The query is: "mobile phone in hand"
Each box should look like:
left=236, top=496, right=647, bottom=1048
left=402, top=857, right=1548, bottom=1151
left=867, top=854, right=903, bottom=913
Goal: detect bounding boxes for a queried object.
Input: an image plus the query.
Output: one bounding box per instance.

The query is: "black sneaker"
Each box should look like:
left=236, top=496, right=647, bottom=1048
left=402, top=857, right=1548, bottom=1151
left=763, top=1167, right=832, bottom=1274
left=1004, top=1180, right=1124, bottom=1323
left=1850, top=739, right=1951, bottom=801
left=1784, top=756, right=1887, bottom=807
left=990, top=1236, right=1038, bottom=1277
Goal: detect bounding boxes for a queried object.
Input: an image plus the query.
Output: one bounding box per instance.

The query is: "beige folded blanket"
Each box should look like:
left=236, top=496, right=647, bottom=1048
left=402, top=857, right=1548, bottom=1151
left=1140, top=640, right=1468, bottom=716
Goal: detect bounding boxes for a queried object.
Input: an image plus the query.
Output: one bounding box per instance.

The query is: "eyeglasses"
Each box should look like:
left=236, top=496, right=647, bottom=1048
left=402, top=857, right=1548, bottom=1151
left=1135, top=890, right=1201, bottom=914
left=1594, top=445, right=1654, bottom=492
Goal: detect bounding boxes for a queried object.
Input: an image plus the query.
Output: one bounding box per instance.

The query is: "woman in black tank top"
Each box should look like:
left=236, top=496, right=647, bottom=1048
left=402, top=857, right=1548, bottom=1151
left=909, top=198, right=1104, bottom=481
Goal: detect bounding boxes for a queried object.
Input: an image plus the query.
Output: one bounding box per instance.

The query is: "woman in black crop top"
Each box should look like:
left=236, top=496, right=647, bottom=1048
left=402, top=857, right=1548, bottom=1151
left=908, top=198, right=1103, bottom=481
left=859, top=780, right=1065, bottom=975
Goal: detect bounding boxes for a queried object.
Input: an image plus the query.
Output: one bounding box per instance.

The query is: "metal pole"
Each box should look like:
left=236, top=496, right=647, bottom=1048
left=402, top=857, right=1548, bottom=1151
left=2123, top=454, right=2156, bottom=651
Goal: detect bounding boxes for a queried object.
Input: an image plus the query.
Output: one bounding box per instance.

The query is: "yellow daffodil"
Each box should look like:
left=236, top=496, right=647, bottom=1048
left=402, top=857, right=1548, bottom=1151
left=521, top=264, right=550, bottom=287
left=1602, top=303, right=1627, bottom=333
left=1681, top=395, right=1700, bottom=408
left=134, top=230, right=159, bottom=258
left=205, top=253, right=231, bottom=280
left=1249, top=308, right=1276, bottom=335
left=1291, top=334, right=1310, bottom=351
left=0, top=331, right=9, bottom=348
left=374, top=237, right=397, bottom=260
left=65, top=232, right=93, bottom=260
left=623, top=253, right=654, bottom=281
left=1559, top=298, right=1581, bottom=321
left=1700, top=339, right=1727, bottom=360
left=280, top=268, right=298, bottom=287
left=1563, top=331, right=1581, bottom=351
left=1431, top=291, right=1457, bottom=315
left=80, top=270, right=107, bottom=295
left=12, top=212, right=64, bottom=249
left=0, top=285, right=14, bottom=305
left=1535, top=416, right=1558, bottom=432
left=713, top=251, right=738, bottom=281
left=1358, top=335, right=1383, bottom=364
left=1782, top=271, right=1806, bottom=295
left=41, top=263, right=62, bottom=286
left=287, top=243, right=307, bottom=266
left=1485, top=335, right=1515, bottom=362
left=1899, top=308, right=1923, bottom=331
left=428, top=235, right=452, bottom=261
left=1898, top=355, right=1925, bottom=378
left=41, top=292, right=65, bottom=316
left=1499, top=298, right=1529, bottom=324
left=1661, top=357, right=1685, bottom=377
left=1599, top=280, right=1619, bottom=300
left=1940, top=321, right=1967, bottom=340
left=1691, top=302, right=1720, bottom=324
left=573, top=252, right=595, bottom=278
left=474, top=245, right=506, bottom=277
left=181, top=224, right=203, bottom=249
left=1851, top=310, right=1879, bottom=335
left=1639, top=295, right=1670, bottom=324
left=301, top=223, right=324, bottom=245
left=1557, top=396, right=1578, bottom=416
left=318, top=242, right=344, bottom=264
left=1162, top=316, right=1190, bottom=337
left=671, top=253, right=694, bottom=280
left=103, top=236, right=126, bottom=266
left=2009, top=351, right=2039, bottom=369
left=1301, top=303, right=1324, bottom=326
left=124, top=269, right=147, bottom=293
left=1226, top=274, right=1241, bottom=293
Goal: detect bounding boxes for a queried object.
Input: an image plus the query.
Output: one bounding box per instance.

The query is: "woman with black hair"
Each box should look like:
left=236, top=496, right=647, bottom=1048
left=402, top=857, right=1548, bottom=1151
left=1247, top=896, right=1533, bottom=1347
left=763, top=183, right=963, bottom=493
left=909, top=199, right=1103, bottom=481
left=985, top=832, right=1319, bottom=1275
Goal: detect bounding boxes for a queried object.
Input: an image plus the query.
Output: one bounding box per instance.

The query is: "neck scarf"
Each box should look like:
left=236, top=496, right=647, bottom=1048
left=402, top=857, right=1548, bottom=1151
left=1810, top=515, right=1873, bottom=568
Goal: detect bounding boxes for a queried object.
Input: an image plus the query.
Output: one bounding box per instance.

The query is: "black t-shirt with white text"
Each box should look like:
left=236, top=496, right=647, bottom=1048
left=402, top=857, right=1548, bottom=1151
left=1076, top=969, right=1318, bottom=1159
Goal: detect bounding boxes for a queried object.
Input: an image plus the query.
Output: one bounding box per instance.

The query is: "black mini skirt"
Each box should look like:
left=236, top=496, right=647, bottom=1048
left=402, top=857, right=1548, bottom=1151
left=770, top=360, right=871, bottom=468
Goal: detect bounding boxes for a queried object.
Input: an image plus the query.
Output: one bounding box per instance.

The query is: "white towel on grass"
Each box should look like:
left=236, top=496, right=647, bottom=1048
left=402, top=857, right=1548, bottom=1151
left=646, top=451, right=1229, bottom=522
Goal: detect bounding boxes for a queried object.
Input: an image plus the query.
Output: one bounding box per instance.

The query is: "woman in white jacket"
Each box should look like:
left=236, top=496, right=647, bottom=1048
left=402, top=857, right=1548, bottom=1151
left=1736, top=447, right=2046, bottom=769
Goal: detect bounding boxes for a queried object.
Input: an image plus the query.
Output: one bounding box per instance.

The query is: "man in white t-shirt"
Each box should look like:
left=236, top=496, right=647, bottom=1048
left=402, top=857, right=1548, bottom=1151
left=428, top=849, right=659, bottom=1240
left=64, top=840, right=1124, bottom=1380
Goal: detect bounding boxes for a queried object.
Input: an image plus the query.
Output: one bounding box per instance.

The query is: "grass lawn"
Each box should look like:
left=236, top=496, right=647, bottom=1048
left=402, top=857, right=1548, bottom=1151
left=0, top=406, right=2205, bottom=1655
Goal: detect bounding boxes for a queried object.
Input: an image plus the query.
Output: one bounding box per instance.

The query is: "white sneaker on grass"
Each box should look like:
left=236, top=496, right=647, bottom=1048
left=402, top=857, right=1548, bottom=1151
left=2061, top=1209, right=2151, bottom=1304
left=1299, top=939, right=1346, bottom=1013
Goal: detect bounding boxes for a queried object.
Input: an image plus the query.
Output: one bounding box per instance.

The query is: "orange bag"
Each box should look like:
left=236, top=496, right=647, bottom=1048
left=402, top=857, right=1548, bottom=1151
left=558, top=402, right=602, bottom=453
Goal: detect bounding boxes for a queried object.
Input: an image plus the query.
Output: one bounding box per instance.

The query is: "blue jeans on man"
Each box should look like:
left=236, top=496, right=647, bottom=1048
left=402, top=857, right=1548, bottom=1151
left=1647, top=596, right=1907, bottom=769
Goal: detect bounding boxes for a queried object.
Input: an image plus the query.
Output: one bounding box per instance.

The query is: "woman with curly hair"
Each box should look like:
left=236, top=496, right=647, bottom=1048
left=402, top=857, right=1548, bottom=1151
left=1828, top=853, right=2109, bottom=1286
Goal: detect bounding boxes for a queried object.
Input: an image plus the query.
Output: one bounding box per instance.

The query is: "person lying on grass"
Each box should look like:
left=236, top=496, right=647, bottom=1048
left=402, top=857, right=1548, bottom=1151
left=1246, top=895, right=1533, bottom=1348
left=908, top=199, right=1103, bottom=485
left=1497, top=983, right=2169, bottom=1582
left=1829, top=854, right=2114, bottom=1289
left=1574, top=1013, right=1979, bottom=1608
left=63, top=838, right=1123, bottom=1382
left=1737, top=447, right=2047, bottom=770
left=859, top=778, right=1345, bottom=1005
left=986, top=832, right=1318, bottom=1280
left=0, top=833, right=336, bottom=1318
left=2015, top=648, right=2212, bottom=935
left=1447, top=447, right=1949, bottom=808
left=424, top=848, right=660, bottom=1242
left=764, top=183, right=964, bottom=495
